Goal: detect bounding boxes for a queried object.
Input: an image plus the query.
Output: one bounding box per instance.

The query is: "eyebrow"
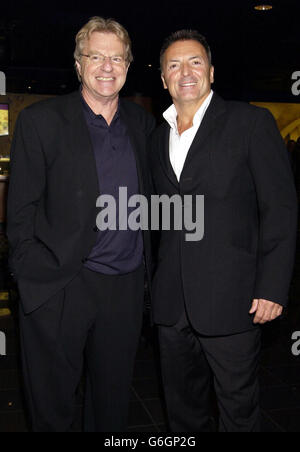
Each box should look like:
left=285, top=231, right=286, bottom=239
left=86, top=50, right=124, bottom=57
left=168, top=55, right=204, bottom=63
left=190, top=55, right=204, bottom=60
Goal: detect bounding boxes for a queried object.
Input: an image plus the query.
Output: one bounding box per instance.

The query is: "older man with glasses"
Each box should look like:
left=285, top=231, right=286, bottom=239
left=7, top=17, right=155, bottom=432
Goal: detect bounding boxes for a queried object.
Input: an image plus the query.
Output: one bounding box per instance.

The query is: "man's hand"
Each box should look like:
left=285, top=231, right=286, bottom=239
left=249, top=299, right=283, bottom=324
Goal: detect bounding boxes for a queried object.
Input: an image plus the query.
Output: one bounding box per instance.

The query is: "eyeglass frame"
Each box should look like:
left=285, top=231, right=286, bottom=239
left=80, top=53, right=127, bottom=66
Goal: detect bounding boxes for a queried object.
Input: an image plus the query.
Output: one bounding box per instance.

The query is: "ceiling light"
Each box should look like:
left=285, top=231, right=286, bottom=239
left=254, top=4, right=273, bottom=11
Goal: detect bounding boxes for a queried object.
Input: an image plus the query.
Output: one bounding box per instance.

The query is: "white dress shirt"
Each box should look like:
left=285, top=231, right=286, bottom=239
left=163, top=90, right=214, bottom=181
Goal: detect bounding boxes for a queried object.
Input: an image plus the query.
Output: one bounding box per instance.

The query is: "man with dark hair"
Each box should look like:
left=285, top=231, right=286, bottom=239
left=7, top=17, right=155, bottom=432
left=150, top=30, right=297, bottom=432
left=159, top=29, right=212, bottom=68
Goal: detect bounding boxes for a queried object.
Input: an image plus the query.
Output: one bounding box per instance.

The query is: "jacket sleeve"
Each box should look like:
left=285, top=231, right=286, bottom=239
left=147, top=114, right=156, bottom=138
left=7, top=108, right=46, bottom=279
left=248, top=107, right=298, bottom=306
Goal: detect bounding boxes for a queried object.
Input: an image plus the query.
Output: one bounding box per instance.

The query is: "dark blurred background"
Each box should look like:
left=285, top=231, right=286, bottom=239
left=0, top=0, right=299, bottom=106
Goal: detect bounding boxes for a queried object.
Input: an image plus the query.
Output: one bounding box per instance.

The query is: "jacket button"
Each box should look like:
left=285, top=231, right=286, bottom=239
left=81, top=258, right=88, bottom=263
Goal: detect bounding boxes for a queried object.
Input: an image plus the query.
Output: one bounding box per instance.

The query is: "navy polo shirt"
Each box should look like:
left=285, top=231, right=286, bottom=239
left=81, top=93, right=143, bottom=275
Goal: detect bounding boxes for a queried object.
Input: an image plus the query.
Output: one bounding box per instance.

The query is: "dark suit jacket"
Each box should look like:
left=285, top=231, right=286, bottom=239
left=150, top=93, right=298, bottom=336
left=7, top=91, right=156, bottom=314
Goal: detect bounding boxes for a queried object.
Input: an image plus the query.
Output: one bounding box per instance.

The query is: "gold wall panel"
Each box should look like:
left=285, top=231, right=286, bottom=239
left=251, top=102, right=300, bottom=142
left=0, top=93, right=53, bottom=158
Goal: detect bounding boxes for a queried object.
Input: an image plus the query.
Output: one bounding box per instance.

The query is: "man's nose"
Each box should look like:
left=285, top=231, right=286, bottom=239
left=101, top=57, right=113, bottom=71
left=180, top=62, right=191, bottom=76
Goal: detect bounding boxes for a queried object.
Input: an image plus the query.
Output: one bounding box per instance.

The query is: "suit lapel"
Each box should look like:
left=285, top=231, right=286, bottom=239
left=181, top=93, right=227, bottom=175
left=63, top=92, right=99, bottom=225
left=158, top=93, right=227, bottom=188
left=120, top=100, right=146, bottom=194
left=158, top=123, right=179, bottom=189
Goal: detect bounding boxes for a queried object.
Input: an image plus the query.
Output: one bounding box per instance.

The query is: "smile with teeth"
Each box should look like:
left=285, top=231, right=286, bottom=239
left=180, top=81, right=197, bottom=87
left=96, top=77, right=115, bottom=81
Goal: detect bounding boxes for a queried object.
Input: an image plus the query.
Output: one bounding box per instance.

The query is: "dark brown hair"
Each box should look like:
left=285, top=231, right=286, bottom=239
left=160, top=29, right=212, bottom=70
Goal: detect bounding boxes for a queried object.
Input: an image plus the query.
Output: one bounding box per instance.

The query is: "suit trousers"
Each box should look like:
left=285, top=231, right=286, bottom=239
left=158, top=309, right=261, bottom=432
left=18, top=264, right=144, bottom=432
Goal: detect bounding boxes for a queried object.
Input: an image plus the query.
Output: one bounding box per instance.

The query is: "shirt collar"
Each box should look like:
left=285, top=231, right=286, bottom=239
left=79, top=86, right=120, bottom=123
left=163, top=90, right=214, bottom=132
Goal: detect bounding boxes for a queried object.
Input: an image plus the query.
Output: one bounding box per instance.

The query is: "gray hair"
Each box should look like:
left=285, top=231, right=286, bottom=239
left=74, top=16, right=133, bottom=81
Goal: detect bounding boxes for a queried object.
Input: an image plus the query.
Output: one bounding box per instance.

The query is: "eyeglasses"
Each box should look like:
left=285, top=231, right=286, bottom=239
left=80, top=53, right=126, bottom=66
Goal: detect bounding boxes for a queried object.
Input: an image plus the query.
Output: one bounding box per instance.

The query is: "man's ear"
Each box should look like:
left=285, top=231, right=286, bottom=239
left=161, top=73, right=168, bottom=90
left=210, top=66, right=215, bottom=84
left=75, top=61, right=82, bottom=78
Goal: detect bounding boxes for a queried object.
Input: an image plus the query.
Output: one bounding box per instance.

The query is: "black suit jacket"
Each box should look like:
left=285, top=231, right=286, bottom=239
left=7, top=91, right=155, bottom=314
left=150, top=93, right=298, bottom=336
